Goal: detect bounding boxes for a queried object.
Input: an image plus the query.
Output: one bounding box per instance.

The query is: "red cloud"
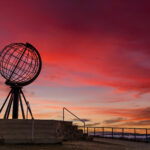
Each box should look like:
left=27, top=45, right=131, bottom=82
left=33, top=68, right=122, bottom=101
left=31, top=104, right=150, bottom=125
left=1, top=0, right=150, bottom=95
left=92, top=107, right=150, bottom=122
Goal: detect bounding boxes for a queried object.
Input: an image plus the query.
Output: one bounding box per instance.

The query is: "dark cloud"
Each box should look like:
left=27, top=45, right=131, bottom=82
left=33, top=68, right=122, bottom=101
left=121, top=120, right=150, bottom=126
left=45, top=0, right=150, bottom=38
left=73, top=118, right=91, bottom=122
left=104, top=117, right=124, bottom=124
left=1, top=0, right=150, bottom=95
left=96, top=107, right=150, bottom=123
left=133, top=107, right=150, bottom=120
left=2, top=0, right=149, bottom=38
left=85, top=122, right=101, bottom=127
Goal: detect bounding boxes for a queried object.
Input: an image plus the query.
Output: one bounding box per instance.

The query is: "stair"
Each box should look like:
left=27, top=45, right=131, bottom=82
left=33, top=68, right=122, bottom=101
left=62, top=122, right=86, bottom=141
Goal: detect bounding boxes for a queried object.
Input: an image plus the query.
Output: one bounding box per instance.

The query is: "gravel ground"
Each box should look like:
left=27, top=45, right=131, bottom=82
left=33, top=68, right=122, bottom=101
left=0, top=139, right=149, bottom=150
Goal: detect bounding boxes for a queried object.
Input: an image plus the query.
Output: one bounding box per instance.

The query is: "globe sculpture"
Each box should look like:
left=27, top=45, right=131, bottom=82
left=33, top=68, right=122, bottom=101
left=0, top=43, right=42, bottom=119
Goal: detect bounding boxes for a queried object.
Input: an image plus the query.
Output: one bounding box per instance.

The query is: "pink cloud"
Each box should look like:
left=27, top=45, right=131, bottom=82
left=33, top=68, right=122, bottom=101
left=1, top=0, right=150, bottom=95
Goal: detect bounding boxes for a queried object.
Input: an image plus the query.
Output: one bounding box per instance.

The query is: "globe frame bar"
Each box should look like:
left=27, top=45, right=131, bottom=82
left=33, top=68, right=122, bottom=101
left=1, top=42, right=42, bottom=87
left=0, top=42, right=42, bottom=119
left=8, top=46, right=27, bottom=82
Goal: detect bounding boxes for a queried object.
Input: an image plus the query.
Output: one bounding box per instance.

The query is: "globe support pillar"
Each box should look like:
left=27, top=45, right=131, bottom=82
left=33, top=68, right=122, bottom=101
left=0, top=87, right=34, bottom=120
left=12, top=87, right=19, bottom=119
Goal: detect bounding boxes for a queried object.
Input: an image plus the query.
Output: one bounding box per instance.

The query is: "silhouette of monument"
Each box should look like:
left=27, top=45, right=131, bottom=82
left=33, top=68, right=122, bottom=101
left=0, top=42, right=42, bottom=119
left=0, top=42, right=84, bottom=144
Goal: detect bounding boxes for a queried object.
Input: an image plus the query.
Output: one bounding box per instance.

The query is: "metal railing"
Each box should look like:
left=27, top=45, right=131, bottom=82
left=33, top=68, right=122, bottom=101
left=63, top=107, right=86, bottom=133
left=62, top=107, right=150, bottom=142
left=82, top=127, right=150, bottom=142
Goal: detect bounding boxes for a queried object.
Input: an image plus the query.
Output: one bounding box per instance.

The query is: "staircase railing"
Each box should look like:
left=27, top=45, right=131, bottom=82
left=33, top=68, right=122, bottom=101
left=63, top=107, right=85, bottom=133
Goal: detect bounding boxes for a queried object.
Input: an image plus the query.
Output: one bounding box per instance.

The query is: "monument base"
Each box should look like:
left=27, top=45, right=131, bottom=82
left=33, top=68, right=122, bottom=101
left=0, top=119, right=84, bottom=144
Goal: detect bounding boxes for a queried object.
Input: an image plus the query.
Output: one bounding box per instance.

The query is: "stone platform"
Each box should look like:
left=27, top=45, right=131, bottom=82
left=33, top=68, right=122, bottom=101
left=0, top=119, right=84, bottom=144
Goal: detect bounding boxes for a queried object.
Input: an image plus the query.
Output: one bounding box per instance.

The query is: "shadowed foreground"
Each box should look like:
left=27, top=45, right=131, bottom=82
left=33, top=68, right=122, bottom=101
left=0, top=139, right=150, bottom=150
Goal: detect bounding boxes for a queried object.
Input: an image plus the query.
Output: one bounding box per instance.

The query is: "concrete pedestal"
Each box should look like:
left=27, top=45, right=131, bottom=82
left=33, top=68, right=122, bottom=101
left=0, top=119, right=63, bottom=144
left=0, top=119, right=84, bottom=144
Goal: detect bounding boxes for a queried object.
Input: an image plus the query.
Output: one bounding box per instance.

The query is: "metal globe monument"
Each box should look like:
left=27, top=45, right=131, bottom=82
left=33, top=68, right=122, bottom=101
left=0, top=42, right=42, bottom=119
left=0, top=42, right=84, bottom=144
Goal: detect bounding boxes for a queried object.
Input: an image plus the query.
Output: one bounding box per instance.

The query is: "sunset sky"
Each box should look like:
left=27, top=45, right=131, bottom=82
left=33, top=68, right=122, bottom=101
left=0, top=0, right=150, bottom=128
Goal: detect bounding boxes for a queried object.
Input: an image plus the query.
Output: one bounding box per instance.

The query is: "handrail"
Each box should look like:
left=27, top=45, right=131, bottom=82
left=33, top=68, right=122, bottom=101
left=83, top=126, right=150, bottom=142
left=63, top=107, right=85, bottom=133
left=86, top=126, right=150, bottom=130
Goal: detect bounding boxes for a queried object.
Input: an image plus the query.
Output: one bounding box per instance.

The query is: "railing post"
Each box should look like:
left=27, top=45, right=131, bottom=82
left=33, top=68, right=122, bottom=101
left=146, top=129, right=148, bottom=142
left=87, top=127, right=89, bottom=136
left=103, top=127, right=104, bottom=137
left=122, top=128, right=124, bottom=138
left=112, top=128, right=114, bottom=138
left=94, top=127, right=95, bottom=136
left=134, top=128, right=136, bottom=140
